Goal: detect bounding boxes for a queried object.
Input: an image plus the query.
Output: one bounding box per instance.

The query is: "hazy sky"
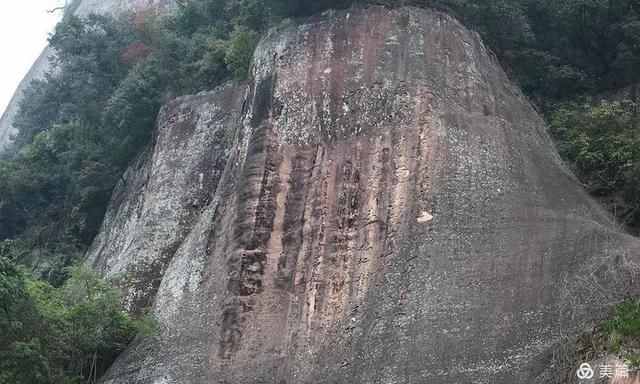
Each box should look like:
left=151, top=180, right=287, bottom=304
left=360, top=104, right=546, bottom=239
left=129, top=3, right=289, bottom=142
left=0, top=0, right=66, bottom=117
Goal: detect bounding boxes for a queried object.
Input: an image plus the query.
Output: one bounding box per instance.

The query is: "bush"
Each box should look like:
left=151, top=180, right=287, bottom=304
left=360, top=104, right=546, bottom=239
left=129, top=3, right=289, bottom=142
left=579, top=299, right=640, bottom=368
left=0, top=258, right=155, bottom=384
left=550, top=100, right=640, bottom=229
left=225, top=25, right=260, bottom=80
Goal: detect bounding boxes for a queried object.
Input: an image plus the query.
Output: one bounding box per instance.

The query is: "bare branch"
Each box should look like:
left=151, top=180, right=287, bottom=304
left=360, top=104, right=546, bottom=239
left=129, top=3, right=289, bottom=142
left=47, top=6, right=65, bottom=13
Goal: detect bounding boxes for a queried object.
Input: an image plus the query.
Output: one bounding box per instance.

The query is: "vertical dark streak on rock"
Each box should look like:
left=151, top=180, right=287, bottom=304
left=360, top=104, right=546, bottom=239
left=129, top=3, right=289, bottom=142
left=277, top=149, right=314, bottom=291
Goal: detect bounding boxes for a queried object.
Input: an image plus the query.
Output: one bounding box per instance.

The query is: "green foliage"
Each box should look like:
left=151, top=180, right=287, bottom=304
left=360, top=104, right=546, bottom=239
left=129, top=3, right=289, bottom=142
left=103, top=59, right=168, bottom=167
left=2, top=14, right=151, bottom=271
left=578, top=299, right=640, bottom=368
left=603, top=301, right=640, bottom=339
left=2, top=1, right=268, bottom=270
left=197, top=38, right=229, bottom=86
left=0, top=258, right=154, bottom=384
left=13, top=15, right=137, bottom=149
left=0, top=123, right=117, bottom=253
left=0, top=256, right=28, bottom=326
left=550, top=100, right=640, bottom=228
left=225, top=26, right=260, bottom=80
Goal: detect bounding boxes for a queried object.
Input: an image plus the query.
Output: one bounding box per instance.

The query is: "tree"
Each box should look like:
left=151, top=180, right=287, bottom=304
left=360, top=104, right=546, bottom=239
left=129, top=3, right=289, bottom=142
left=0, top=258, right=155, bottom=384
left=225, top=25, right=259, bottom=80
left=550, top=100, right=640, bottom=228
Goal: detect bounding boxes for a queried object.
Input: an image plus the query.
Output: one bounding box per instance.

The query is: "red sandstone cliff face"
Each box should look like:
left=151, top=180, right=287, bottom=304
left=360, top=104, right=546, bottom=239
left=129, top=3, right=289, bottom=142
left=89, top=6, right=640, bottom=383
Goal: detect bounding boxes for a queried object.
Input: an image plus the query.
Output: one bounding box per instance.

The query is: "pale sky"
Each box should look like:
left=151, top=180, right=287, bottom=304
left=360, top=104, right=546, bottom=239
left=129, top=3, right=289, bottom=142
left=0, top=0, right=66, bottom=117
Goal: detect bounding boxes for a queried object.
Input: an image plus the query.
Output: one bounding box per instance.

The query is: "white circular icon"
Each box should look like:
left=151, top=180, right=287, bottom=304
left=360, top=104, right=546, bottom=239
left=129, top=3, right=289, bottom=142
left=576, top=363, right=594, bottom=379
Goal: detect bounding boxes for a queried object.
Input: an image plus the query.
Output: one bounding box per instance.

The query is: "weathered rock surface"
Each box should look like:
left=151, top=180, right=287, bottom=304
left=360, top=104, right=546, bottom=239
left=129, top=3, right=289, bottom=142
left=0, top=0, right=176, bottom=152
left=86, top=85, right=244, bottom=309
left=90, top=5, right=640, bottom=384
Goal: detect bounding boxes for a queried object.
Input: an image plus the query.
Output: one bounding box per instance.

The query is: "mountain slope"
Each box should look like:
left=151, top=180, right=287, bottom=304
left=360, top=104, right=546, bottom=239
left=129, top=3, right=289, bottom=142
left=0, top=0, right=176, bottom=151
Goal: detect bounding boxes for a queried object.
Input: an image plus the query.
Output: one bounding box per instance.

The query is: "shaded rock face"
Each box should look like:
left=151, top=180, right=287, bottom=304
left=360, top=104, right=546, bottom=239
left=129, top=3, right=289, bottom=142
left=86, top=85, right=244, bottom=310
left=92, top=6, right=640, bottom=384
left=0, top=0, right=176, bottom=152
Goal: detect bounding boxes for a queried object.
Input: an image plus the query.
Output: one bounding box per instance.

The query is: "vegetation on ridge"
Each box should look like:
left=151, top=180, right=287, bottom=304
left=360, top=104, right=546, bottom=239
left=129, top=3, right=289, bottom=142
left=0, top=257, right=155, bottom=383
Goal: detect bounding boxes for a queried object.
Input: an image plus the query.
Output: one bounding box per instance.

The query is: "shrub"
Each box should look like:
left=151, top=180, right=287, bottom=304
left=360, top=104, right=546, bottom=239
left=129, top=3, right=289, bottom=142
left=225, top=25, right=259, bottom=80
left=550, top=100, right=640, bottom=229
left=0, top=258, right=155, bottom=384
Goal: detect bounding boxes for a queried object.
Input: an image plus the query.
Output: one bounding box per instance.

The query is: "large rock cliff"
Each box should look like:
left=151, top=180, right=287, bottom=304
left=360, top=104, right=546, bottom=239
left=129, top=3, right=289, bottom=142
left=88, top=5, right=640, bottom=384
left=0, top=0, right=176, bottom=151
